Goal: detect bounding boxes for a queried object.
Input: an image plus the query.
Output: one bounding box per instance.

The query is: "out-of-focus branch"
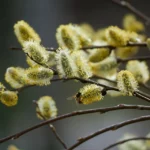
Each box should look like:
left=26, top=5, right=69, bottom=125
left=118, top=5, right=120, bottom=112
left=112, top=0, right=150, bottom=25
left=103, top=137, right=150, bottom=150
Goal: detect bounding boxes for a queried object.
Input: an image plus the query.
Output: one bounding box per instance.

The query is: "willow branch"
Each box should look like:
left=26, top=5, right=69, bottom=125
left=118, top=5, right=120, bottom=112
left=10, top=47, right=57, bottom=51
left=0, top=104, right=150, bottom=144
left=67, top=115, right=150, bottom=150
left=33, top=101, right=67, bottom=149
left=112, top=0, right=150, bottom=25
left=103, top=137, right=150, bottom=150
left=117, top=56, right=150, bottom=63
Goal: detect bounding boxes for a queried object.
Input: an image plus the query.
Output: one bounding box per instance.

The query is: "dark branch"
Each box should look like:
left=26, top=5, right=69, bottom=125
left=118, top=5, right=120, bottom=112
left=0, top=104, right=150, bottom=144
left=112, top=0, right=150, bottom=25
left=103, top=137, right=150, bottom=150
left=67, top=115, right=150, bottom=150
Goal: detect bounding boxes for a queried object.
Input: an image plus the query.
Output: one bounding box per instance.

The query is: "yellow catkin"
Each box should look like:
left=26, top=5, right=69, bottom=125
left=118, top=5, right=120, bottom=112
left=75, top=84, right=103, bottom=104
left=56, top=49, right=78, bottom=78
left=71, top=50, right=92, bottom=79
left=5, top=67, right=27, bottom=89
left=94, top=28, right=107, bottom=41
left=89, top=51, right=117, bottom=78
left=8, top=145, right=19, bottom=150
left=26, top=56, right=41, bottom=68
left=14, top=20, right=41, bottom=46
left=116, top=47, right=138, bottom=59
left=0, top=82, right=5, bottom=94
left=56, top=24, right=80, bottom=50
left=126, top=60, right=149, bottom=84
left=0, top=91, right=18, bottom=107
left=23, top=40, right=50, bottom=67
left=36, top=96, right=57, bottom=120
left=118, top=134, right=146, bottom=150
left=123, top=14, right=145, bottom=32
left=26, top=67, right=53, bottom=86
left=117, top=70, right=138, bottom=96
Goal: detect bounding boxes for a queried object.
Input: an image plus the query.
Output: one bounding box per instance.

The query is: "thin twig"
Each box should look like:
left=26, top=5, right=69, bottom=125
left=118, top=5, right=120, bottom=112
left=117, top=56, right=150, bottom=63
left=112, top=0, right=150, bottom=25
left=33, top=101, right=67, bottom=149
left=103, top=137, right=150, bottom=150
left=0, top=104, right=150, bottom=144
left=10, top=47, right=57, bottom=51
left=67, top=115, right=150, bottom=150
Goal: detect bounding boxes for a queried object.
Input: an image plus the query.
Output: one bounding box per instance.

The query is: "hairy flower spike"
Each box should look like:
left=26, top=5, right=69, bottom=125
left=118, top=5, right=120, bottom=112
left=56, top=24, right=80, bottom=50
left=8, top=145, right=19, bottom=150
left=105, top=26, right=139, bottom=47
left=71, top=50, right=92, bottom=79
left=89, top=51, right=117, bottom=78
left=36, top=96, right=57, bottom=120
left=56, top=49, right=78, bottom=78
left=14, top=20, right=41, bottom=46
left=0, top=91, right=18, bottom=107
left=123, top=14, right=145, bottom=32
left=116, top=47, right=138, bottom=59
left=5, top=67, right=27, bottom=89
left=117, top=70, right=138, bottom=96
left=126, top=60, right=149, bottom=84
left=23, top=40, right=50, bottom=67
left=75, top=84, right=103, bottom=105
left=26, top=67, right=53, bottom=86
left=0, top=82, right=5, bottom=94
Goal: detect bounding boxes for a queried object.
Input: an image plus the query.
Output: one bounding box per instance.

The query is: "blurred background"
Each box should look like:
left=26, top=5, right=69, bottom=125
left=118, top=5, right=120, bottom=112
left=0, top=0, right=150, bottom=149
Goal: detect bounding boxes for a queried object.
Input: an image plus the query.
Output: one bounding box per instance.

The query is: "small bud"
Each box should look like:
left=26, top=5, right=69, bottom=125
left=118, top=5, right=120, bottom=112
left=56, top=24, right=80, bottom=50
left=56, top=49, right=78, bottom=78
left=117, top=70, right=138, bottom=96
left=146, top=38, right=150, bottom=50
left=26, top=67, right=53, bottom=86
left=71, top=50, right=92, bottom=79
left=23, top=40, right=49, bottom=67
left=75, top=84, right=103, bottom=104
left=123, top=14, right=145, bottom=32
left=126, top=60, right=149, bottom=84
left=14, top=20, right=41, bottom=46
left=36, top=96, right=57, bottom=120
left=89, top=51, right=117, bottom=78
left=116, top=47, right=138, bottom=59
left=5, top=67, right=27, bottom=89
left=0, top=91, right=18, bottom=107
left=8, top=145, right=19, bottom=150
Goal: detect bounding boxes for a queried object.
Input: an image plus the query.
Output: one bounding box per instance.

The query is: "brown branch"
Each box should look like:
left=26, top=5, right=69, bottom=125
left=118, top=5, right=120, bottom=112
left=103, top=137, right=150, bottom=150
left=67, top=115, right=150, bottom=150
left=33, top=101, right=67, bottom=149
left=10, top=47, right=57, bottom=51
left=112, top=0, right=150, bottom=25
left=0, top=104, right=150, bottom=144
left=117, top=56, right=150, bottom=63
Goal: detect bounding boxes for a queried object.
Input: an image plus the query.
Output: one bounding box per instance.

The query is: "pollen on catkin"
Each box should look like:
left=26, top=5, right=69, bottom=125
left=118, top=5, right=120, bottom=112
left=26, top=67, right=53, bottom=86
left=56, top=24, right=80, bottom=50
left=71, top=50, right=92, bottom=79
left=0, top=82, right=5, bottom=94
left=36, top=96, right=57, bottom=120
left=5, top=67, right=27, bottom=89
left=126, top=60, right=149, bottom=84
left=23, top=40, right=49, bottom=67
left=123, top=14, right=145, bottom=32
left=8, top=145, right=19, bottom=150
left=75, top=84, right=103, bottom=105
left=55, top=49, right=78, bottom=78
left=89, top=51, right=117, bottom=78
left=0, top=91, right=18, bottom=107
left=117, top=70, right=138, bottom=96
left=14, top=20, right=41, bottom=46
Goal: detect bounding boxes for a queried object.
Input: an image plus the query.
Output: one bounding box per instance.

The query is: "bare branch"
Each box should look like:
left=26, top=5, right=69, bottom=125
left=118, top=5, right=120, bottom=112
left=103, top=137, right=150, bottom=150
left=112, top=0, right=150, bottom=25
left=67, top=115, right=150, bottom=150
left=0, top=104, right=150, bottom=144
